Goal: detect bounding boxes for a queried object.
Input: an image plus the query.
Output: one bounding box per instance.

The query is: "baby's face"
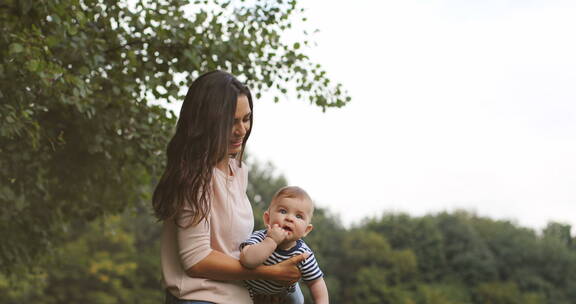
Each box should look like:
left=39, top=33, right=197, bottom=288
left=266, top=197, right=313, bottom=243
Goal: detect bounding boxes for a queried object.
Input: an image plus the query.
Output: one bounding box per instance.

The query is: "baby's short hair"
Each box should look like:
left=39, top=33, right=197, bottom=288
left=270, top=186, right=315, bottom=216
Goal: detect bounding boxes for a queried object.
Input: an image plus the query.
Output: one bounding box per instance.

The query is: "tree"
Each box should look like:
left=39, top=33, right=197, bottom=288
left=334, top=229, right=420, bottom=303
left=0, top=207, right=164, bottom=304
left=542, top=222, right=573, bottom=247
left=474, top=281, right=522, bottom=304
left=436, top=211, right=498, bottom=285
left=348, top=266, right=415, bottom=304
left=415, top=283, right=471, bottom=304
left=0, top=0, right=350, bottom=272
left=345, top=211, right=576, bottom=303
left=364, top=213, right=448, bottom=281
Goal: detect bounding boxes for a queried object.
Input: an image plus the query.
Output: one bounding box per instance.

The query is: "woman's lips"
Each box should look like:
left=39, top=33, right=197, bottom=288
left=230, top=139, right=243, bottom=147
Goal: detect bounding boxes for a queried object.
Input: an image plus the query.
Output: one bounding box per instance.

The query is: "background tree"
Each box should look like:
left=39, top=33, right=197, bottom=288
left=542, top=222, right=573, bottom=247
left=0, top=0, right=350, bottom=272
left=364, top=213, right=447, bottom=281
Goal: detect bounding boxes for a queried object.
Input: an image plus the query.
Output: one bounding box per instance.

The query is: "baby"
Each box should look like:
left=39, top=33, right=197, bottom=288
left=240, top=186, right=329, bottom=304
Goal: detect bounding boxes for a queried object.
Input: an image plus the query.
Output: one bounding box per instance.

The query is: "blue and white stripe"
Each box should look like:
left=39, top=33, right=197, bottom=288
left=240, top=229, right=324, bottom=295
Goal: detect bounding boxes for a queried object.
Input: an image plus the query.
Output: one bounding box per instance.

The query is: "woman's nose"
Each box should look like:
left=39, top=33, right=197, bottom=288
left=234, top=123, right=245, bottom=136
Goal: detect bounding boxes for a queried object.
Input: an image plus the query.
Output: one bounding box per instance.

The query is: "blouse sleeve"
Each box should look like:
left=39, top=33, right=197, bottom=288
left=176, top=209, right=213, bottom=271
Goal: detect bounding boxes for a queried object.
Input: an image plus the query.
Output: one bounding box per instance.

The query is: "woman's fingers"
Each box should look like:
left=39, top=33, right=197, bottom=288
left=268, top=253, right=308, bottom=285
left=287, top=252, right=310, bottom=265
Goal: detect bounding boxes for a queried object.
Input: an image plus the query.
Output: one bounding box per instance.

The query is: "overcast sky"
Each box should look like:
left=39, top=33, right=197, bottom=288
left=247, top=0, right=576, bottom=231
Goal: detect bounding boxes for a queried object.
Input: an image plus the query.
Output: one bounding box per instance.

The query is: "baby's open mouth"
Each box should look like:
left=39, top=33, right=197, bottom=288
left=282, top=226, right=293, bottom=232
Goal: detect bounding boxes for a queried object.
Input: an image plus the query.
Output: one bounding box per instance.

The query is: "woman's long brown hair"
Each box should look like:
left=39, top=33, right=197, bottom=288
left=152, top=71, right=253, bottom=225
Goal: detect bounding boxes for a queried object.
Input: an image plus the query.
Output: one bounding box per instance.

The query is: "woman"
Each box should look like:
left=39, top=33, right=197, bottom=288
left=153, top=70, right=305, bottom=304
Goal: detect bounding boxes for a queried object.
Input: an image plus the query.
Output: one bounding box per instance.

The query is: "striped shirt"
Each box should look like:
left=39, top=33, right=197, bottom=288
left=240, top=230, right=324, bottom=295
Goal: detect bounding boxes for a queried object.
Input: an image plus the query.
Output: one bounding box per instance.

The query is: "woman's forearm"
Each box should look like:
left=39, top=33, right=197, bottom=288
left=239, top=237, right=278, bottom=268
left=186, top=250, right=306, bottom=283
left=186, top=250, right=268, bottom=280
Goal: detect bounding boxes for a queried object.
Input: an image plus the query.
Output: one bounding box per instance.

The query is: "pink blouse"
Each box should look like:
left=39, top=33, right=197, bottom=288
left=161, top=159, right=254, bottom=303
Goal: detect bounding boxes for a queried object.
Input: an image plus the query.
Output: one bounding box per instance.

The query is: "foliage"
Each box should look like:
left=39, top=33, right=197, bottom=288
left=543, top=222, right=573, bottom=247
left=415, top=283, right=470, bottom=304
left=314, top=211, right=576, bottom=304
left=364, top=213, right=447, bottom=281
left=0, top=0, right=350, bottom=272
left=0, top=207, right=163, bottom=304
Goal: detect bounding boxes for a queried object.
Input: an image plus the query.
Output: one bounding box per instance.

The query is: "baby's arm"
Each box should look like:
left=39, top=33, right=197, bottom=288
left=240, top=239, right=277, bottom=269
left=240, top=224, right=288, bottom=269
left=307, top=277, right=329, bottom=304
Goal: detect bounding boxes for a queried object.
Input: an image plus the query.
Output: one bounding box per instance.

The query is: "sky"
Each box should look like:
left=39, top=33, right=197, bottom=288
left=247, top=0, right=576, bottom=230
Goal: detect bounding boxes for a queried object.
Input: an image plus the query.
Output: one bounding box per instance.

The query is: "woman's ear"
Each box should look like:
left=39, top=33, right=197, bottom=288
left=263, top=210, right=270, bottom=226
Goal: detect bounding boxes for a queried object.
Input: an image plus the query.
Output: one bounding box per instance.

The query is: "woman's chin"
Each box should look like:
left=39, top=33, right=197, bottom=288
left=228, top=147, right=242, bottom=155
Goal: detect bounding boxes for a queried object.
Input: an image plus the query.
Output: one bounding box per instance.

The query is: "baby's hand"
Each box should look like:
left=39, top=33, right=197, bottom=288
left=267, top=224, right=288, bottom=244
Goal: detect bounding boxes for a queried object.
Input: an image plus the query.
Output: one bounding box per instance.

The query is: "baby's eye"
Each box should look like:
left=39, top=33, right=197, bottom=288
left=296, top=214, right=303, bottom=219
left=279, top=209, right=287, bottom=214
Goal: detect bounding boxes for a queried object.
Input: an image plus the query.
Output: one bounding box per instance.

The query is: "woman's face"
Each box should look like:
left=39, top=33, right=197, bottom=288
left=229, top=94, right=251, bottom=155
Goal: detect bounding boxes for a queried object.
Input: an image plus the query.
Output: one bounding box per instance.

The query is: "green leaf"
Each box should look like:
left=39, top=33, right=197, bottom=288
left=46, top=35, right=60, bottom=47
left=75, top=11, right=86, bottom=24
left=68, top=25, right=78, bottom=36
left=26, top=60, right=40, bottom=72
left=9, top=43, right=24, bottom=54
left=79, top=66, right=90, bottom=75
left=20, top=0, right=33, bottom=15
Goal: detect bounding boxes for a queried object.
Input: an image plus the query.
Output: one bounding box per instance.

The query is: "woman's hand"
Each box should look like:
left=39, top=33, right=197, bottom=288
left=262, top=253, right=309, bottom=285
